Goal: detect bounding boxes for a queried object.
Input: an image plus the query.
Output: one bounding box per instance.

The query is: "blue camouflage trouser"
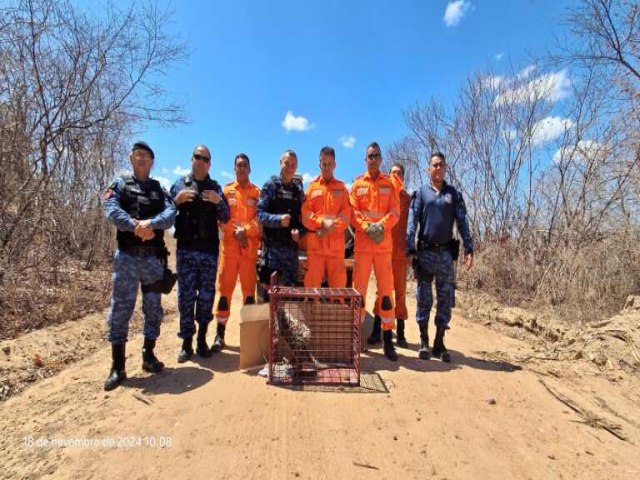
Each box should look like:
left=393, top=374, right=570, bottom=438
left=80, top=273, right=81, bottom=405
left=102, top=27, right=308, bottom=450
left=107, top=249, right=164, bottom=345
left=416, top=249, right=455, bottom=328
left=176, top=249, right=218, bottom=339
left=265, top=246, right=299, bottom=287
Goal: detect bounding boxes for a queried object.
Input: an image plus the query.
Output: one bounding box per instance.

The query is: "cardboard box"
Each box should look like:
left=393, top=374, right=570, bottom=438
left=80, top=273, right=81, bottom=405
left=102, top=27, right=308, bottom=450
left=239, top=303, right=270, bottom=369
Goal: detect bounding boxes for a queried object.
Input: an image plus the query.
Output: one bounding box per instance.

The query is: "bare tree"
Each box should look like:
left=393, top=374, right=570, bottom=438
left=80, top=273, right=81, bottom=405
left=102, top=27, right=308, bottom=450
left=0, top=0, right=186, bottom=337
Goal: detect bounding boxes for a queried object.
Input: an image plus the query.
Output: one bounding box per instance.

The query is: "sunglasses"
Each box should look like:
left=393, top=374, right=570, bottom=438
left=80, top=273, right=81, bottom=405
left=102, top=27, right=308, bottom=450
left=367, top=153, right=382, bottom=160
left=193, top=154, right=211, bottom=163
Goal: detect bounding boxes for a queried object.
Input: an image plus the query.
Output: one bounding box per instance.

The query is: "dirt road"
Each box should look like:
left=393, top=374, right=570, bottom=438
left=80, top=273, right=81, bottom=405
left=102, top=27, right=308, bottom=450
left=1, top=283, right=639, bottom=479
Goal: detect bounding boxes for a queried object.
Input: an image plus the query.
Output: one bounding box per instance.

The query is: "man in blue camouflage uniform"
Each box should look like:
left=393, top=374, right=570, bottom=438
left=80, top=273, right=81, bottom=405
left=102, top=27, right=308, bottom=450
left=170, top=145, right=229, bottom=362
left=406, top=152, right=473, bottom=363
left=257, top=150, right=305, bottom=298
left=102, top=141, right=176, bottom=391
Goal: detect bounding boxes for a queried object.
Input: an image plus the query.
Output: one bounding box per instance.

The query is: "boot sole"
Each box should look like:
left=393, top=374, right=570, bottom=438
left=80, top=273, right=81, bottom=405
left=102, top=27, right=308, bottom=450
left=142, top=363, right=164, bottom=373
left=177, top=354, right=192, bottom=363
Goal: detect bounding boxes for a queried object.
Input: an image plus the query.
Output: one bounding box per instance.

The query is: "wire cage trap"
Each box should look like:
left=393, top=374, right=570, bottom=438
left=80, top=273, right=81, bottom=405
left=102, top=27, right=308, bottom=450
left=268, top=278, right=362, bottom=386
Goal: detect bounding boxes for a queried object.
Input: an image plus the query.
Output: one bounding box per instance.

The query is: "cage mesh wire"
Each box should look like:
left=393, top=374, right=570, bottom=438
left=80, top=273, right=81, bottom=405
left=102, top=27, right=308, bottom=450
left=268, top=286, right=361, bottom=386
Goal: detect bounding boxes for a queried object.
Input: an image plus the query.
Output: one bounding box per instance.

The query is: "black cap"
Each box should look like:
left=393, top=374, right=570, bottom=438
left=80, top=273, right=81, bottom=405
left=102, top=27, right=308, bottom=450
left=132, top=141, right=154, bottom=159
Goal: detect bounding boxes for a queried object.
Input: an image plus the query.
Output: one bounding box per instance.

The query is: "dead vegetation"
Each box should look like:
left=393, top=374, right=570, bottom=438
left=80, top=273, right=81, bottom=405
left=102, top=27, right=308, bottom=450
left=0, top=0, right=185, bottom=338
left=388, top=0, right=639, bottom=325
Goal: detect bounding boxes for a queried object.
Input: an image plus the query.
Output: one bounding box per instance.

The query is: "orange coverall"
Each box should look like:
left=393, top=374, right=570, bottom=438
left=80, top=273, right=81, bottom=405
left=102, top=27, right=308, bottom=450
left=350, top=171, right=399, bottom=330
left=390, top=174, right=411, bottom=320
left=215, top=180, right=261, bottom=323
left=301, top=175, right=351, bottom=287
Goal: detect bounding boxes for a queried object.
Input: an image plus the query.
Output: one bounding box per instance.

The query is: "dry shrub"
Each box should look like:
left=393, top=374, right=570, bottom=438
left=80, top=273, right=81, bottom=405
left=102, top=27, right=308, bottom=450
left=463, top=232, right=640, bottom=324
left=0, top=257, right=113, bottom=340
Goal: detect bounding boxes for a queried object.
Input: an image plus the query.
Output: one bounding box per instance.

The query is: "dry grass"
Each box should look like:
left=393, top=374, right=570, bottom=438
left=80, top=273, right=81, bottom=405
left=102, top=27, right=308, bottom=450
left=462, top=232, right=640, bottom=324
left=0, top=258, right=113, bottom=340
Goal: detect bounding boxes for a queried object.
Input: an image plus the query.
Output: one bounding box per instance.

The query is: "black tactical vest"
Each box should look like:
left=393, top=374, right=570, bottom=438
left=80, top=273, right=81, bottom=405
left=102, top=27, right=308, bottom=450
left=174, top=174, right=221, bottom=253
left=263, top=176, right=303, bottom=247
left=116, top=175, right=165, bottom=250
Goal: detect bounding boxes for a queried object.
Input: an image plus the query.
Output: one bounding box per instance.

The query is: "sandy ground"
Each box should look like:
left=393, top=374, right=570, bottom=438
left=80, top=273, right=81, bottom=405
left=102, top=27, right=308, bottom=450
left=1, top=275, right=640, bottom=479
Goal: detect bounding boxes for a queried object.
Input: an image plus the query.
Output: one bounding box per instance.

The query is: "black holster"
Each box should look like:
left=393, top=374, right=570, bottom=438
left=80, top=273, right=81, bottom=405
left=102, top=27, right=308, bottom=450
left=450, top=239, right=461, bottom=261
left=141, top=247, right=177, bottom=294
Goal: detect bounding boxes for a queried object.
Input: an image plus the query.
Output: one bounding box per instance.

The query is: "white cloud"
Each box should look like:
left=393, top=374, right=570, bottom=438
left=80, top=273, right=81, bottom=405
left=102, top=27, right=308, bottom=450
left=531, top=116, right=574, bottom=146
left=160, top=167, right=169, bottom=175
left=220, top=170, right=234, bottom=179
left=300, top=172, right=314, bottom=186
left=173, top=166, right=190, bottom=176
left=443, top=1, right=471, bottom=27
left=495, top=69, right=571, bottom=106
left=482, top=75, right=504, bottom=90
left=553, top=140, right=603, bottom=164
left=340, top=135, right=356, bottom=149
left=344, top=182, right=352, bottom=192
left=517, top=65, right=537, bottom=80
left=282, top=111, right=314, bottom=132
left=495, top=52, right=504, bottom=61
left=153, top=175, right=172, bottom=190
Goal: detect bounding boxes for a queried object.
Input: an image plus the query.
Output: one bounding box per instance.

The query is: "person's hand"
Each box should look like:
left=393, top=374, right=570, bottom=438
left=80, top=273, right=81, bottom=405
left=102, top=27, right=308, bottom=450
left=233, top=224, right=247, bottom=240
left=134, top=219, right=155, bottom=241
left=364, top=223, right=377, bottom=240
left=321, top=218, right=335, bottom=233
left=202, top=189, right=221, bottom=204
left=175, top=189, right=196, bottom=205
left=317, top=218, right=335, bottom=238
left=281, top=214, right=291, bottom=227
left=366, top=222, right=384, bottom=244
left=464, top=252, right=473, bottom=270
left=291, top=229, right=300, bottom=242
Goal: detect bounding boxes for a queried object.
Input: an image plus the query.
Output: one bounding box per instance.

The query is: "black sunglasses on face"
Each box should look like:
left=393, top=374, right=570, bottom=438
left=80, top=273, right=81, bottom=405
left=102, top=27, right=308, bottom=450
left=367, top=153, right=381, bottom=160
left=193, top=154, right=211, bottom=163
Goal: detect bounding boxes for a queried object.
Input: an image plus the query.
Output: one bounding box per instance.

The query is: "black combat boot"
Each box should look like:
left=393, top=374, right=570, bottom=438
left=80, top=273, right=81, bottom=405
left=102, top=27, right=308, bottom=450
left=196, top=323, right=212, bottom=358
left=210, top=323, right=226, bottom=353
left=418, top=321, right=430, bottom=360
left=244, top=296, right=255, bottom=305
left=142, top=338, right=165, bottom=373
left=177, top=337, right=193, bottom=363
left=396, top=319, right=408, bottom=348
left=367, top=315, right=382, bottom=345
left=383, top=330, right=398, bottom=361
left=104, top=343, right=127, bottom=391
left=432, top=326, right=451, bottom=362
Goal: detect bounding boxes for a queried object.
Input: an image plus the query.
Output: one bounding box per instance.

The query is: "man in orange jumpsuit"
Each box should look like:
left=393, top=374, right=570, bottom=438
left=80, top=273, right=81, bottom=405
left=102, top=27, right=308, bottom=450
left=301, top=146, right=351, bottom=287
left=389, top=162, right=411, bottom=347
left=212, top=153, right=261, bottom=352
left=350, top=142, right=400, bottom=361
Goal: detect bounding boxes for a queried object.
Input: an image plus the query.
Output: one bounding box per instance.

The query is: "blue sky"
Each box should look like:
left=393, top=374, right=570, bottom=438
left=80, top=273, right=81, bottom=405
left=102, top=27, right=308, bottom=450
left=123, top=0, right=575, bottom=190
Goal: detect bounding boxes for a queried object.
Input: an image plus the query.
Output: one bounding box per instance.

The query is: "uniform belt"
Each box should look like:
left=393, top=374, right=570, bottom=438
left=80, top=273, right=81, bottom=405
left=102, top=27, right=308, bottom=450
left=417, top=240, right=451, bottom=252
left=120, top=246, right=161, bottom=257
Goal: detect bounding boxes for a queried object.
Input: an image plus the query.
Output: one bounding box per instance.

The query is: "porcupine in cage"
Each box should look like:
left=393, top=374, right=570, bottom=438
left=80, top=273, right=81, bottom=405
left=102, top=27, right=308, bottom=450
left=274, top=306, right=320, bottom=374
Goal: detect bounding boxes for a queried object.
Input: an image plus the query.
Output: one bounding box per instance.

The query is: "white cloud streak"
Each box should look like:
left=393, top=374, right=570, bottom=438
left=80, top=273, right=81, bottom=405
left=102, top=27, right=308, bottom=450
left=495, top=69, right=571, bottom=106
left=220, top=170, right=234, bottom=179
left=531, top=116, right=574, bottom=146
left=153, top=175, right=172, bottom=190
left=553, top=140, right=603, bottom=164
left=173, top=166, right=190, bottom=176
left=282, top=111, right=314, bottom=132
left=340, top=135, right=356, bottom=149
left=495, top=52, right=504, bottom=61
left=300, top=172, right=314, bottom=186
left=443, top=1, right=471, bottom=27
